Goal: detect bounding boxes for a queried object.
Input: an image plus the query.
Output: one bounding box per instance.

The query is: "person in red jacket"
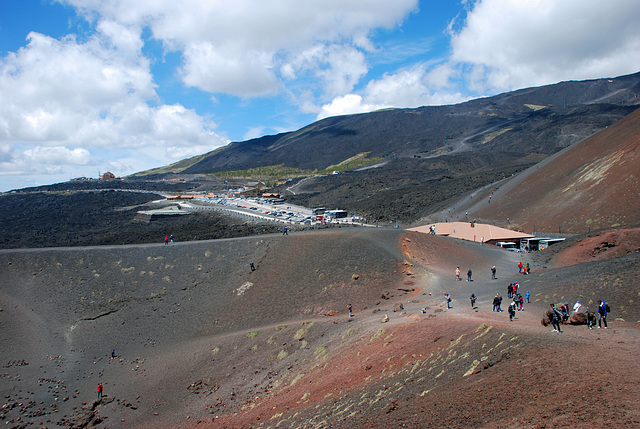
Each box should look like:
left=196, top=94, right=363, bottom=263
left=97, top=383, right=103, bottom=399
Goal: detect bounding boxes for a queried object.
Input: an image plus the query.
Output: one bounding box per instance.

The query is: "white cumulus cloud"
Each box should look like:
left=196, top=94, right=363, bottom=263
left=0, top=21, right=229, bottom=190
left=449, top=0, right=640, bottom=93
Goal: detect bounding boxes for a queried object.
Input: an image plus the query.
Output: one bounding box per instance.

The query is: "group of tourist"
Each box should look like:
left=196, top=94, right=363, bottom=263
left=548, top=300, right=610, bottom=333
left=443, top=261, right=612, bottom=333
left=517, top=261, right=530, bottom=274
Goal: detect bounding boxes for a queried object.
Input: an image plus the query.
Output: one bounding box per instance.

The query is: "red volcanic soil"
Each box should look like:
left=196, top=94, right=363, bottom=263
left=2, top=227, right=638, bottom=428
left=550, top=226, right=640, bottom=267
left=464, top=107, right=640, bottom=235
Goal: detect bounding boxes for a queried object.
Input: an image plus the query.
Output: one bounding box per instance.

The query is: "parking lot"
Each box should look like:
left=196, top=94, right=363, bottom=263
left=187, top=196, right=360, bottom=226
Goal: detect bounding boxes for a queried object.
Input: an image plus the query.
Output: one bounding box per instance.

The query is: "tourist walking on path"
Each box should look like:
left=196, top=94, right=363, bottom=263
left=496, top=294, right=503, bottom=312
left=518, top=294, right=524, bottom=311
left=550, top=303, right=563, bottom=333
left=508, top=303, right=516, bottom=321
left=445, top=293, right=452, bottom=309
left=455, top=267, right=461, bottom=281
left=97, top=383, right=103, bottom=399
left=598, top=301, right=609, bottom=329
left=348, top=303, right=353, bottom=318
left=164, top=235, right=169, bottom=245
left=491, top=266, right=496, bottom=280
left=470, top=293, right=476, bottom=309
left=283, top=226, right=288, bottom=235
left=526, top=290, right=530, bottom=303
left=467, top=268, right=473, bottom=282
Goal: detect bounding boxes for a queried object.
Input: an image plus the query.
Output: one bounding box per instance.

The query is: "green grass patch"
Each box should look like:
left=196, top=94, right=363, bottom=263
left=319, top=153, right=384, bottom=174
left=246, top=331, right=259, bottom=339
left=214, top=164, right=312, bottom=183
left=524, top=103, right=547, bottom=111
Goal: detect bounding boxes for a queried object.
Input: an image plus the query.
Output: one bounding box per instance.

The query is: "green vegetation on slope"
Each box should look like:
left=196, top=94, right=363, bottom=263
left=214, top=154, right=383, bottom=183
left=319, top=153, right=384, bottom=174
left=214, top=165, right=313, bottom=184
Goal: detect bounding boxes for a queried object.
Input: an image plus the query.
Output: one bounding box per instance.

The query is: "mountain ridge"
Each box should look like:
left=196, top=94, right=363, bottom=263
left=135, top=71, right=640, bottom=176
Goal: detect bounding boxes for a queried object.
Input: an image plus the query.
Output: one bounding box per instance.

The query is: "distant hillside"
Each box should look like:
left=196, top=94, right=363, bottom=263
left=469, top=106, right=640, bottom=234
left=138, top=72, right=640, bottom=176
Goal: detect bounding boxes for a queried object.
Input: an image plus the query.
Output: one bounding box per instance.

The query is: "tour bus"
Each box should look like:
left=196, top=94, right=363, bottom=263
left=496, top=241, right=519, bottom=251
left=311, top=207, right=326, bottom=215
left=325, top=210, right=348, bottom=220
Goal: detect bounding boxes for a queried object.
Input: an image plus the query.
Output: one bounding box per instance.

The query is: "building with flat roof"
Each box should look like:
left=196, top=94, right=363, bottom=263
left=409, top=222, right=534, bottom=246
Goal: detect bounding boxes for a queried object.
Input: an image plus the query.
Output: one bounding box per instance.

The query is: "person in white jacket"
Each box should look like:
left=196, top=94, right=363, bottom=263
left=573, top=301, right=582, bottom=314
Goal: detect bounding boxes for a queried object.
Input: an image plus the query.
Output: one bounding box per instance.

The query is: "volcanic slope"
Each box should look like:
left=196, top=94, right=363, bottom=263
left=450, top=105, right=640, bottom=234
left=1, top=227, right=639, bottom=428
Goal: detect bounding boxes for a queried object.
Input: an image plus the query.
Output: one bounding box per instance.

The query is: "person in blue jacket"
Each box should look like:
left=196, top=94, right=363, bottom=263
left=598, top=300, right=609, bottom=329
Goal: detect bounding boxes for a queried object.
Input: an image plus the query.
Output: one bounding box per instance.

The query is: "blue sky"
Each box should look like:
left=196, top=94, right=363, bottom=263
left=1, top=0, right=639, bottom=191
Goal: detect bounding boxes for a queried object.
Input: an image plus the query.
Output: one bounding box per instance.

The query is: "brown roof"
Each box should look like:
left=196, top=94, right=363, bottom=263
left=408, top=222, right=533, bottom=244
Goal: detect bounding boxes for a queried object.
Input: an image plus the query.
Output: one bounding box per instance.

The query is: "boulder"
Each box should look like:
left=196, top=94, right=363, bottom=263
left=568, top=312, right=587, bottom=325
